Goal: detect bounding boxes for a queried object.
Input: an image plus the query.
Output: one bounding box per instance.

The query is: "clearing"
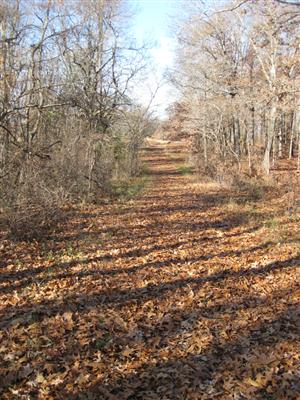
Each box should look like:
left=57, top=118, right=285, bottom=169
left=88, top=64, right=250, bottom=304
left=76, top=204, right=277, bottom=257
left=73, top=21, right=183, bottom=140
left=0, top=141, right=299, bottom=399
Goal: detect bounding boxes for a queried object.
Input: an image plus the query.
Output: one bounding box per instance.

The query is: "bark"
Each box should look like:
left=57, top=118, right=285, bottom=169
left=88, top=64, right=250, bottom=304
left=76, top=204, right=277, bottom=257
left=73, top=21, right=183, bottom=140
left=262, top=102, right=277, bottom=175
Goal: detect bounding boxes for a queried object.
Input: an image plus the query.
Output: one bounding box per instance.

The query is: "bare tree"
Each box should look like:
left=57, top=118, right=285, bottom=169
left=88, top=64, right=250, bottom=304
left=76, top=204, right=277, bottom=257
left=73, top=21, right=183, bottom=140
left=170, top=0, right=300, bottom=181
left=0, top=0, right=154, bottom=238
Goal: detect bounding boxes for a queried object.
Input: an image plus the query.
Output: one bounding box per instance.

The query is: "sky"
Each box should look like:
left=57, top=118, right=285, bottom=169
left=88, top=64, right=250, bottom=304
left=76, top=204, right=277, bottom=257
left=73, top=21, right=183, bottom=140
left=128, top=0, right=180, bottom=118
left=127, top=0, right=230, bottom=118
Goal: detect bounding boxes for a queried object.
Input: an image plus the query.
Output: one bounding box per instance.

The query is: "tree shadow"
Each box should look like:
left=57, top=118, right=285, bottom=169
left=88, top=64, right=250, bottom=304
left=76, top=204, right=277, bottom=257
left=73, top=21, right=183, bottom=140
left=62, top=302, right=300, bottom=399
left=0, top=238, right=271, bottom=295
left=50, top=208, right=268, bottom=246
left=1, top=266, right=298, bottom=398
left=1, top=143, right=298, bottom=398
left=0, top=255, right=298, bottom=331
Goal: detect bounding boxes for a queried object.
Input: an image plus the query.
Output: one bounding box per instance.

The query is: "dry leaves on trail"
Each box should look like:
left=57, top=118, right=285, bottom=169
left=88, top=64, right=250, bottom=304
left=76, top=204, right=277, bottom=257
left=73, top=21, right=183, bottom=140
left=0, top=142, right=299, bottom=399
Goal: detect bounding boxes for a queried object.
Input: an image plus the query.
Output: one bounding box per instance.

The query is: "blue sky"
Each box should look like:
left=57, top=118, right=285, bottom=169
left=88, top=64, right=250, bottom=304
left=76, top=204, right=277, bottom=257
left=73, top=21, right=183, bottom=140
left=126, top=1, right=227, bottom=117
left=129, top=0, right=175, bottom=43
left=127, top=0, right=180, bottom=117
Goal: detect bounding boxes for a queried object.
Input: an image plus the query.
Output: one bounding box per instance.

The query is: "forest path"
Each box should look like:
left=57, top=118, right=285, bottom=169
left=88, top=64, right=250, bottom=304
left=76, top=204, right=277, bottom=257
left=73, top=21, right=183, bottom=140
left=0, top=140, right=299, bottom=399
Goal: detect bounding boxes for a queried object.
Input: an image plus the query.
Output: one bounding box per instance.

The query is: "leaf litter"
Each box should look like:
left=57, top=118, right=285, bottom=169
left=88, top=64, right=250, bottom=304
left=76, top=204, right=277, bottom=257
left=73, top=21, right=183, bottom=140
left=0, top=141, right=299, bottom=399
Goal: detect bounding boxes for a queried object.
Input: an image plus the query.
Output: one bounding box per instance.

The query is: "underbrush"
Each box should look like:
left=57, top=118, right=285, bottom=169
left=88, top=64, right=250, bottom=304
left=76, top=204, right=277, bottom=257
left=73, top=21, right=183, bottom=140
left=221, top=192, right=300, bottom=251
left=198, top=159, right=297, bottom=205
left=0, top=174, right=71, bottom=242
left=222, top=180, right=300, bottom=247
left=111, top=175, right=149, bottom=201
left=263, top=207, right=300, bottom=245
left=0, top=129, right=153, bottom=241
left=230, top=175, right=272, bottom=202
left=0, top=161, right=150, bottom=241
left=197, top=160, right=300, bottom=241
left=5, top=205, right=63, bottom=242
left=224, top=199, right=265, bottom=225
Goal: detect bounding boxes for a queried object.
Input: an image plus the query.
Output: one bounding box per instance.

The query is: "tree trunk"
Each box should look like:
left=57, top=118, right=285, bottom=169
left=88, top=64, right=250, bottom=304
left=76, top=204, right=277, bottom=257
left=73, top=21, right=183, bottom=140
left=203, top=133, right=207, bottom=167
left=262, top=102, right=277, bottom=174
left=289, top=111, right=296, bottom=159
left=278, top=114, right=283, bottom=158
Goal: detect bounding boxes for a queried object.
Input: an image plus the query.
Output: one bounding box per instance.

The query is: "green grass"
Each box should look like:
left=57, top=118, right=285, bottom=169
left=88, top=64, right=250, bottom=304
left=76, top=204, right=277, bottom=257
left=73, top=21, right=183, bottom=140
left=263, top=213, right=300, bottom=244
left=288, top=208, right=299, bottom=222
left=112, top=176, right=149, bottom=201
left=264, top=217, right=279, bottom=230
left=224, top=199, right=264, bottom=225
left=177, top=165, right=193, bottom=175
left=140, top=164, right=151, bottom=176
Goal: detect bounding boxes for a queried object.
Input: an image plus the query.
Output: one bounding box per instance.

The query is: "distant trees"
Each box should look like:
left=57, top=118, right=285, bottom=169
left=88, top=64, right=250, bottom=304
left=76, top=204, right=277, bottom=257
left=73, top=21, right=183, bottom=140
left=0, top=0, right=156, bottom=236
left=171, top=0, right=300, bottom=178
left=161, top=102, right=189, bottom=139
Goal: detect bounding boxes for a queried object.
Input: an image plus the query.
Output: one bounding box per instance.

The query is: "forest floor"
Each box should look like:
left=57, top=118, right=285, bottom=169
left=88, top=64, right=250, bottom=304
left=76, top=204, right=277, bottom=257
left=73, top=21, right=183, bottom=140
left=0, top=140, right=299, bottom=400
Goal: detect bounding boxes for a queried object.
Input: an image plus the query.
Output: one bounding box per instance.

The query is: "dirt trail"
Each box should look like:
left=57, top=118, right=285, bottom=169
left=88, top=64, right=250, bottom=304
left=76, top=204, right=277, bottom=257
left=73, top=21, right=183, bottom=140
left=0, top=141, right=299, bottom=399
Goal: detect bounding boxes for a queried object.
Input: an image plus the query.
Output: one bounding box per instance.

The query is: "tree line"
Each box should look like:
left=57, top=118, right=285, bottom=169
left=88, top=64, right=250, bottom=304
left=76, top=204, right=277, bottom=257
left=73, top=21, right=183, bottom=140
left=0, top=0, right=157, bottom=236
left=169, top=0, right=300, bottom=179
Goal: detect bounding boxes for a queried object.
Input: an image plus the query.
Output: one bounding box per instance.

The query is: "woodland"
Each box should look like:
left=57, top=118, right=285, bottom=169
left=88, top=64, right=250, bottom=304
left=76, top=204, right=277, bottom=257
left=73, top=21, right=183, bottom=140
left=0, top=0, right=299, bottom=399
